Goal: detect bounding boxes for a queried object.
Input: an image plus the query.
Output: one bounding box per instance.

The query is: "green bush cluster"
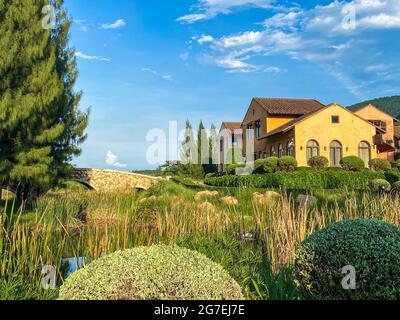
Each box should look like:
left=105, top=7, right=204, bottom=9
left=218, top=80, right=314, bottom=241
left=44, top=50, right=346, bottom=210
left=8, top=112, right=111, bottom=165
left=369, top=158, right=391, bottom=171
left=308, top=156, right=329, bottom=170
left=226, top=163, right=246, bottom=175
left=340, top=156, right=365, bottom=172
left=392, top=181, right=400, bottom=193
left=58, top=245, right=244, bottom=300
left=253, top=157, right=278, bottom=174
left=384, top=168, right=400, bottom=184
left=294, top=219, right=400, bottom=300
left=205, top=169, right=385, bottom=190
left=278, top=156, right=298, bottom=172
left=369, top=179, right=391, bottom=192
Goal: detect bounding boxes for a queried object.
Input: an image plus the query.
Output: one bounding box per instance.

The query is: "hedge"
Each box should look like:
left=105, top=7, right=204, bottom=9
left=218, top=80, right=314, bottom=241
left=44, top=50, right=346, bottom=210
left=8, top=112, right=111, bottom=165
left=295, top=219, right=400, bottom=300
left=340, top=156, right=365, bottom=172
left=205, top=169, right=385, bottom=190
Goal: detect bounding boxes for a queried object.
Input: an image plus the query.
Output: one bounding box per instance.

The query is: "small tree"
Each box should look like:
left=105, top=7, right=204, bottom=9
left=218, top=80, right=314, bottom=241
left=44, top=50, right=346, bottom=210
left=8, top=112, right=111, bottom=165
left=340, top=156, right=365, bottom=172
left=308, top=156, right=329, bottom=170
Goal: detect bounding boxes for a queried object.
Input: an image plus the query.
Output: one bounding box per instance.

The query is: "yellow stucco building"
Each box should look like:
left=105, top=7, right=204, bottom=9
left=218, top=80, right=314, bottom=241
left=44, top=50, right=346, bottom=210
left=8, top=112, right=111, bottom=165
left=237, top=98, right=386, bottom=167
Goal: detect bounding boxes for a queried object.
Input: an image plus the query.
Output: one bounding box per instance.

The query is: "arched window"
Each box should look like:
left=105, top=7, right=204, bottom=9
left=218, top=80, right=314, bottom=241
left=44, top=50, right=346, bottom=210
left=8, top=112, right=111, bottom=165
left=330, top=140, right=343, bottom=167
left=306, top=140, right=319, bottom=163
left=270, top=146, right=275, bottom=157
left=278, top=144, right=283, bottom=158
left=359, top=141, right=371, bottom=167
left=286, top=140, right=294, bottom=156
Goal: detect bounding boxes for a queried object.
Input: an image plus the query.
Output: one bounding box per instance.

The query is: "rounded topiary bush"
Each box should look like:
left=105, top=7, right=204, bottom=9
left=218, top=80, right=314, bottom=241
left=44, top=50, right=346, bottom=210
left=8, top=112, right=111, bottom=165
left=392, top=181, right=400, bottom=193
left=278, top=156, right=298, bottom=172
left=369, top=158, right=391, bottom=171
left=253, top=157, right=278, bottom=174
left=58, top=245, right=244, bottom=300
left=369, top=178, right=391, bottom=192
left=340, top=156, right=365, bottom=172
left=308, top=156, right=329, bottom=170
left=226, top=163, right=246, bottom=175
left=295, top=219, right=400, bottom=300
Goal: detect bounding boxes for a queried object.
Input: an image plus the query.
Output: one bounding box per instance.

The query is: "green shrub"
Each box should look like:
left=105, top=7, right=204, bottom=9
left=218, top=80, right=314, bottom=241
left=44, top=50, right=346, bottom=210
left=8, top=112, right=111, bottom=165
left=308, top=156, right=329, bottom=170
left=369, top=179, right=391, bottom=192
left=205, top=173, right=217, bottom=179
left=253, top=157, right=278, bottom=174
left=395, top=159, right=400, bottom=168
left=205, top=169, right=384, bottom=190
left=278, top=156, right=298, bottom=172
left=384, top=168, right=400, bottom=184
left=369, top=158, right=391, bottom=171
left=340, top=156, right=365, bottom=172
left=58, top=245, right=243, bottom=300
left=295, top=219, right=400, bottom=300
left=226, top=163, right=245, bottom=175
left=392, top=181, right=400, bottom=193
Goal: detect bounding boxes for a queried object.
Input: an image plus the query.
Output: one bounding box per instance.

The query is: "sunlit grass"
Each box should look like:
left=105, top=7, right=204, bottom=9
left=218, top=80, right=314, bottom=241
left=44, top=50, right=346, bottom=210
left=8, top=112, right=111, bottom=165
left=1, top=180, right=399, bottom=300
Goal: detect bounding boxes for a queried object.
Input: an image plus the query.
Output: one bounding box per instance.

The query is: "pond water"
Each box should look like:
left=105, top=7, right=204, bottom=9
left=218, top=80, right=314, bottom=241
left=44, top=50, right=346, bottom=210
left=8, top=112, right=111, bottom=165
left=61, top=257, right=86, bottom=278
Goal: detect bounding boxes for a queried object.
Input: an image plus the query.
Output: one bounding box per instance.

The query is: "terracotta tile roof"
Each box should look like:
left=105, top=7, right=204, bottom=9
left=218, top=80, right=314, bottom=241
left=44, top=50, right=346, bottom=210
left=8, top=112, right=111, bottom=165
left=259, top=103, right=386, bottom=139
left=221, top=122, right=242, bottom=131
left=253, top=98, right=326, bottom=116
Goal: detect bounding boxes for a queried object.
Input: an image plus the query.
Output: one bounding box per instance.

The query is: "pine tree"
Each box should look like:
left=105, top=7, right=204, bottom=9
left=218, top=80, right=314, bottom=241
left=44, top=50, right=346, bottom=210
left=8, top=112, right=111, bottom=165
left=48, top=0, right=88, bottom=186
left=180, top=120, right=196, bottom=164
left=0, top=0, right=88, bottom=199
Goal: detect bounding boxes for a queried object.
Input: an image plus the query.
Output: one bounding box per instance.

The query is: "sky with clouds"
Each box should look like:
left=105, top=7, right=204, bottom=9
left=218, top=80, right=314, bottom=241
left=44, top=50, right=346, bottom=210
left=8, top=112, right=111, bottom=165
left=66, top=0, right=400, bottom=170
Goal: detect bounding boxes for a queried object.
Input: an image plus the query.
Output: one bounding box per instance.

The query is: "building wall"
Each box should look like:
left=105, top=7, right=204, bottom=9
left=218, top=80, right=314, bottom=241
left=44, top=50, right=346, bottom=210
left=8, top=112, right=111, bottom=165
left=294, top=104, right=377, bottom=166
left=352, top=105, right=396, bottom=161
left=242, top=99, right=269, bottom=158
left=266, top=116, right=295, bottom=133
left=263, top=130, right=295, bottom=158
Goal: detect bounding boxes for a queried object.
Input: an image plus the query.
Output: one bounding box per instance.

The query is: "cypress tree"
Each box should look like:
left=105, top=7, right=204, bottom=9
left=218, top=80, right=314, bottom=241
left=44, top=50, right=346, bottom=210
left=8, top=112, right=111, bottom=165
left=0, top=0, right=88, bottom=200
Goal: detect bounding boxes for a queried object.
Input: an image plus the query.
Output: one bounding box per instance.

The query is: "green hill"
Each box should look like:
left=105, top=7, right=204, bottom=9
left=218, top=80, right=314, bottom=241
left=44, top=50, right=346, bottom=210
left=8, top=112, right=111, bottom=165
left=348, top=96, right=400, bottom=119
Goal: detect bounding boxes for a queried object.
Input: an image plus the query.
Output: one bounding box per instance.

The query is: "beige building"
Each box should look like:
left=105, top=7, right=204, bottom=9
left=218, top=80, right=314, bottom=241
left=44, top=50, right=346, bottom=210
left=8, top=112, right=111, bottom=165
left=218, top=122, right=242, bottom=172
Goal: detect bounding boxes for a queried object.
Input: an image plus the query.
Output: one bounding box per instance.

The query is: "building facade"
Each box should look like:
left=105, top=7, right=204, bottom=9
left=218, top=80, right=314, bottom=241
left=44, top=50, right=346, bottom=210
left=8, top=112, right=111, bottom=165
left=350, top=104, right=398, bottom=162
left=219, top=98, right=397, bottom=168
left=218, top=122, right=242, bottom=172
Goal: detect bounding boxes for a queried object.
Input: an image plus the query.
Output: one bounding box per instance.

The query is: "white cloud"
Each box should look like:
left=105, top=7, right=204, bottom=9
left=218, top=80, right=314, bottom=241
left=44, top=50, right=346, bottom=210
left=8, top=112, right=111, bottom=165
left=218, top=31, right=263, bottom=48
left=106, top=151, right=127, bottom=168
left=197, top=34, right=215, bottom=44
left=183, top=0, right=400, bottom=93
left=177, top=0, right=275, bottom=23
left=141, top=68, right=173, bottom=81
left=101, top=19, right=126, bottom=29
left=179, top=52, right=190, bottom=61
left=364, top=64, right=389, bottom=73
left=75, top=52, right=111, bottom=62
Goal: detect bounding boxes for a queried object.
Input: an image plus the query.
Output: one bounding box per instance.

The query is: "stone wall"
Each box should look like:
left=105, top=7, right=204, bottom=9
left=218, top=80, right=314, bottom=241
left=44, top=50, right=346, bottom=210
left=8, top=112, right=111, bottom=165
left=72, top=169, right=160, bottom=192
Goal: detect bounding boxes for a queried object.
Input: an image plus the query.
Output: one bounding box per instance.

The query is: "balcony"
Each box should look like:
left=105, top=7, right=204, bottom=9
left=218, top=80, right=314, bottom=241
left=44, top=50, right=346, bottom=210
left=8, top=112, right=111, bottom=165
left=373, top=134, right=396, bottom=153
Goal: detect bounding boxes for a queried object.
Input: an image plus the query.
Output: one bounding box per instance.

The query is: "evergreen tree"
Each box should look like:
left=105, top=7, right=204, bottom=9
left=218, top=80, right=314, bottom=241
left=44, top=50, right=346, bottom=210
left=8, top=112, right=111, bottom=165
left=180, top=120, right=196, bottom=164
left=0, top=0, right=88, bottom=199
left=197, top=121, right=207, bottom=165
left=208, top=123, right=218, bottom=173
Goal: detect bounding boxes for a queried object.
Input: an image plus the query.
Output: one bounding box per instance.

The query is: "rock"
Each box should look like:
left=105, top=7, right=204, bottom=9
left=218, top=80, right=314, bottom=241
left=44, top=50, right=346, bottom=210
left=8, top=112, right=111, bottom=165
left=264, top=191, right=280, bottom=201
left=252, top=191, right=280, bottom=205
left=194, top=190, right=219, bottom=201
left=221, top=196, right=238, bottom=205
left=296, top=195, right=318, bottom=208
left=198, top=201, right=216, bottom=211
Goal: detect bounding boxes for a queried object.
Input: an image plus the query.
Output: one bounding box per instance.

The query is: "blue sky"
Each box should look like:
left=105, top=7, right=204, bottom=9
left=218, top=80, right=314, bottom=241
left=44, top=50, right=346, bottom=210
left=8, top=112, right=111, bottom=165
left=65, top=0, right=400, bottom=170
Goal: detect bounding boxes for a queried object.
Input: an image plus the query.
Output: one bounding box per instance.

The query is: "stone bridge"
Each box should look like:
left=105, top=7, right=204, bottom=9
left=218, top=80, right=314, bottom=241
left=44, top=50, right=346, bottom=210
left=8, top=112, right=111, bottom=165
left=72, top=168, right=160, bottom=192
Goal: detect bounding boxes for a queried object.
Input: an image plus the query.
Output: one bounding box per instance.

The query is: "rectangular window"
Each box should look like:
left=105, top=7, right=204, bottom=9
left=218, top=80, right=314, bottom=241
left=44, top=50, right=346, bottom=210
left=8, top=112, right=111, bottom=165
left=255, top=121, right=261, bottom=138
left=332, top=116, right=340, bottom=124
left=246, top=124, right=253, bottom=140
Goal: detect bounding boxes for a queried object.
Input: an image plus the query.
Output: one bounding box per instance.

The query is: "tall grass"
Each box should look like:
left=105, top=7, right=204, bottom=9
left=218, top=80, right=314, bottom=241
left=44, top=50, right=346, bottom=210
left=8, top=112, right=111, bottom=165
left=1, top=181, right=399, bottom=300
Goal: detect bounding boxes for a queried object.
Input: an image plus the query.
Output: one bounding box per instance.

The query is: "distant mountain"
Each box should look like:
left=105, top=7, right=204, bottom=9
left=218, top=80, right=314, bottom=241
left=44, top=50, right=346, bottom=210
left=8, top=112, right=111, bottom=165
left=348, top=96, right=400, bottom=120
